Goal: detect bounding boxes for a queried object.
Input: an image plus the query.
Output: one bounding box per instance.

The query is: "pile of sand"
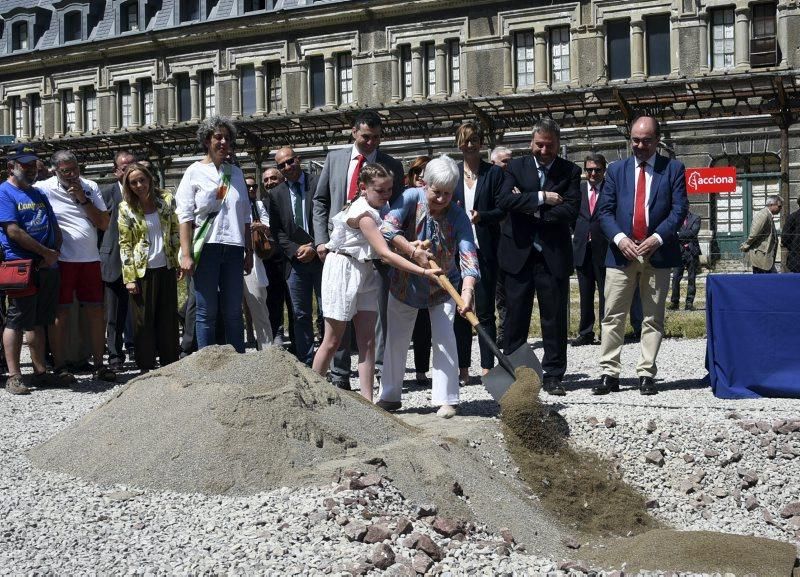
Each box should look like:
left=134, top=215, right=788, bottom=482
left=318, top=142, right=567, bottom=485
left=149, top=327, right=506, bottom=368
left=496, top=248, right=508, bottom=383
left=28, top=346, right=570, bottom=555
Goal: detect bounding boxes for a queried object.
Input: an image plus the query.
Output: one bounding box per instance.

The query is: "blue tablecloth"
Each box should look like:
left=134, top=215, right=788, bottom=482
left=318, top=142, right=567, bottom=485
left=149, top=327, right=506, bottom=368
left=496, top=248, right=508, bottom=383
left=706, top=274, right=800, bottom=399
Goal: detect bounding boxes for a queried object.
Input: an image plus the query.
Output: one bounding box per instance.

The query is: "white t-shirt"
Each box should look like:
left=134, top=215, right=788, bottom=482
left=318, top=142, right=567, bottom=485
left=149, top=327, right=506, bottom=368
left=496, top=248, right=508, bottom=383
left=463, top=179, right=479, bottom=249
left=144, top=211, right=167, bottom=268
left=39, top=175, right=107, bottom=262
left=174, top=161, right=251, bottom=247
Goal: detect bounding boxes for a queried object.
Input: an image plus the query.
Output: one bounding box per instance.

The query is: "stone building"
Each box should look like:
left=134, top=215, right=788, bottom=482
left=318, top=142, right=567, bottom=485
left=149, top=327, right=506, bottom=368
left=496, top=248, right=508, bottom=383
left=1, top=0, right=799, bottom=264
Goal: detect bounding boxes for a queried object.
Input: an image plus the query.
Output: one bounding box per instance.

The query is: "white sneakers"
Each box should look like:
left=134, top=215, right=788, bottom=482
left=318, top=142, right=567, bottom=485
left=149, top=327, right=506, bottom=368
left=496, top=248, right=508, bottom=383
left=436, top=405, right=457, bottom=419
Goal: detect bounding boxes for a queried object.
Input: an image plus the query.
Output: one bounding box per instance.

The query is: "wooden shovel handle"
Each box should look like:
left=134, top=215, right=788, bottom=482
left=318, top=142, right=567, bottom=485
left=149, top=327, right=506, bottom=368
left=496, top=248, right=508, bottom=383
left=428, top=260, right=480, bottom=328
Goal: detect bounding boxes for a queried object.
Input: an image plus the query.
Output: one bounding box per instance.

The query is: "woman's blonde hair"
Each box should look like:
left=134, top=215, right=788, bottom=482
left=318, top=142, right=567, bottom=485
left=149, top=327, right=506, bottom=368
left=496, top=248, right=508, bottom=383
left=122, top=162, right=161, bottom=213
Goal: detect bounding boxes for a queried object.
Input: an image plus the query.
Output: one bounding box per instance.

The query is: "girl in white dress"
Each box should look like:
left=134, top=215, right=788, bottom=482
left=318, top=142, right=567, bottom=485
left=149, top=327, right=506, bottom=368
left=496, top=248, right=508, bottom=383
left=312, top=163, right=440, bottom=401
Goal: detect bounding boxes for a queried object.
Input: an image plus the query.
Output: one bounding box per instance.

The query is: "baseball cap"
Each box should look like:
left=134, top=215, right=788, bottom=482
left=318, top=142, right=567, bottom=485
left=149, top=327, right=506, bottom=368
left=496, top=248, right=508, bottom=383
left=6, top=144, right=40, bottom=163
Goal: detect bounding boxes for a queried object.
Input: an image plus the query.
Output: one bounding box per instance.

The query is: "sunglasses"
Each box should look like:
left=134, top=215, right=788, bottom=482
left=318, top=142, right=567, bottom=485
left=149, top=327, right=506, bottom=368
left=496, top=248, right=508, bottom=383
left=585, top=167, right=604, bottom=173
left=246, top=183, right=258, bottom=189
left=276, top=156, right=297, bottom=170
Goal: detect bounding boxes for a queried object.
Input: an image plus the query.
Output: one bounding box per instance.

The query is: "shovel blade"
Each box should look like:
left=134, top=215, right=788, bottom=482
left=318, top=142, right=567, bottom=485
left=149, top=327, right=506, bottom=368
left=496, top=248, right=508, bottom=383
left=482, top=344, right=543, bottom=402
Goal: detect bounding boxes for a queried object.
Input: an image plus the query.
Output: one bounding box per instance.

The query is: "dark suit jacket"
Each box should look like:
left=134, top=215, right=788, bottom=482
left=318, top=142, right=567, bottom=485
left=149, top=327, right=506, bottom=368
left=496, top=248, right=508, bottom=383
left=572, top=179, right=608, bottom=269
left=677, top=211, right=701, bottom=257
left=598, top=154, right=688, bottom=269
left=312, top=147, right=404, bottom=247
left=268, top=170, right=320, bottom=278
left=99, top=182, right=123, bottom=282
left=496, top=155, right=581, bottom=279
left=453, top=160, right=505, bottom=264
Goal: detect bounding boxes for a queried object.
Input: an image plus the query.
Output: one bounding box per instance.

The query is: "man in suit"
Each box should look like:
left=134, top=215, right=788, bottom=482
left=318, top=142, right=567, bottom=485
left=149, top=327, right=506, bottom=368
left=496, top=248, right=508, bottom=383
left=261, top=167, right=293, bottom=348
left=312, top=109, right=404, bottom=387
left=594, top=115, right=688, bottom=396
left=99, top=150, right=134, bottom=370
left=668, top=209, right=702, bottom=310
left=572, top=153, right=608, bottom=347
left=741, top=196, right=782, bottom=273
left=270, top=147, right=322, bottom=366
left=497, top=118, right=581, bottom=396
left=490, top=146, right=512, bottom=348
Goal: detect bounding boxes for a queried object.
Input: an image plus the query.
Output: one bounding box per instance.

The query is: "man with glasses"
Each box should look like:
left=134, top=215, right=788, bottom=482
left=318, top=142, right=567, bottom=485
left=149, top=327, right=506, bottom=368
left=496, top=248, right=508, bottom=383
left=311, top=110, right=404, bottom=389
left=572, top=154, right=608, bottom=347
left=38, top=150, right=116, bottom=383
left=269, top=147, right=322, bottom=366
left=260, top=167, right=293, bottom=348
left=99, top=150, right=135, bottom=370
left=594, top=116, right=687, bottom=396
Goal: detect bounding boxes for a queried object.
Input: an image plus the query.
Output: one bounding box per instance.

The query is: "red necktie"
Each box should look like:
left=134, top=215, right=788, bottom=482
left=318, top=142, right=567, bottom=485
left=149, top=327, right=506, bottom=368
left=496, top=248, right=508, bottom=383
left=588, top=186, right=597, bottom=215
left=632, top=161, right=648, bottom=242
left=347, top=154, right=366, bottom=201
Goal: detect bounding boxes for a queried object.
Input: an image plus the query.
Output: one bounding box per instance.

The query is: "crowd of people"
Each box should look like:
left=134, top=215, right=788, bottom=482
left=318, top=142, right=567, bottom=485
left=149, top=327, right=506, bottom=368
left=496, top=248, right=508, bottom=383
left=3, top=110, right=798, bottom=412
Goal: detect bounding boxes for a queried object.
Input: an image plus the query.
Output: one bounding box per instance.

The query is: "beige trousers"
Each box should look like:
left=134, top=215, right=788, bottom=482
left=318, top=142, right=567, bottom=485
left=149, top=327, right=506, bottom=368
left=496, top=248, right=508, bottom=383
left=599, top=258, right=670, bottom=378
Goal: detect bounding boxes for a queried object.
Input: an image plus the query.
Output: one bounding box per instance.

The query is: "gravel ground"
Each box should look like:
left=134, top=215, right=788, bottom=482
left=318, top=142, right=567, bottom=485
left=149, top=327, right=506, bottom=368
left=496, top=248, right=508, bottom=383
left=1, top=336, right=798, bottom=575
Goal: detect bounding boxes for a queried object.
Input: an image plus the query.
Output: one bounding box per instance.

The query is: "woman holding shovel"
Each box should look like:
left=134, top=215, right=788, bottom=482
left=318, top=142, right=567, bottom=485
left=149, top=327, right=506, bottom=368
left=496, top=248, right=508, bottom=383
left=378, top=155, right=479, bottom=419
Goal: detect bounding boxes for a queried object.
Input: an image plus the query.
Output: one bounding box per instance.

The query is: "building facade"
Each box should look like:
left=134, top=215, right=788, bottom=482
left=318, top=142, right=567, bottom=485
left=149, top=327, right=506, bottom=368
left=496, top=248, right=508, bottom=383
left=1, top=0, right=799, bottom=264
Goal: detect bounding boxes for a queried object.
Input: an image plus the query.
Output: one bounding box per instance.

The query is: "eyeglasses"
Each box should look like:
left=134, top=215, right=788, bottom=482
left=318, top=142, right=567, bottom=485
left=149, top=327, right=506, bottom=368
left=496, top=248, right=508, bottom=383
left=585, top=167, right=604, bottom=173
left=276, top=156, right=297, bottom=170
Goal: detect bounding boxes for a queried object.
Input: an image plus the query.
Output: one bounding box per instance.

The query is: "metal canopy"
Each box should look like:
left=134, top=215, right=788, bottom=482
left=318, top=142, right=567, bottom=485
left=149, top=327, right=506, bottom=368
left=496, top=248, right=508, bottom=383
left=7, top=71, right=799, bottom=164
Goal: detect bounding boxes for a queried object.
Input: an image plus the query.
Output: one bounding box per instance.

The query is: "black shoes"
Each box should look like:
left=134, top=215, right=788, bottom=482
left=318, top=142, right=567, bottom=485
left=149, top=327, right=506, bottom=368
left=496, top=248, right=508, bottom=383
left=640, top=376, right=658, bottom=395
left=592, top=375, right=620, bottom=395
left=331, top=378, right=351, bottom=391
left=542, top=376, right=566, bottom=396
left=375, top=399, right=402, bottom=412
left=667, top=302, right=679, bottom=311
left=685, top=303, right=696, bottom=311
left=571, top=334, right=595, bottom=347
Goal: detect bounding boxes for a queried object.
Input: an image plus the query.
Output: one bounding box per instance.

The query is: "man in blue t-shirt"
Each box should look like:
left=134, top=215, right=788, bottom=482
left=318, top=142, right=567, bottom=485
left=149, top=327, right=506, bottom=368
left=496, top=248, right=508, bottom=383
left=0, top=144, right=63, bottom=395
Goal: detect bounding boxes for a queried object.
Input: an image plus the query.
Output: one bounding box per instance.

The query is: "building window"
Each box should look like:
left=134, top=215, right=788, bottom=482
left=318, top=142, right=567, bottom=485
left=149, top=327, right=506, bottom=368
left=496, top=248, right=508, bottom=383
left=63, top=89, right=76, bottom=133
left=180, top=0, right=200, bottom=22
left=176, top=74, right=191, bottom=122
left=710, top=8, right=735, bottom=69
left=550, top=26, right=570, bottom=84
left=12, top=22, right=29, bottom=51
left=607, top=19, right=631, bottom=80
left=140, top=78, right=153, bottom=125
left=337, top=53, right=353, bottom=105
left=448, top=39, right=461, bottom=94
left=30, top=94, right=42, bottom=137
left=751, top=3, right=778, bottom=67
left=646, top=14, right=671, bottom=76
left=83, top=88, right=97, bottom=131
left=240, top=65, right=256, bottom=116
left=400, top=45, right=412, bottom=99
left=120, top=0, right=139, bottom=32
left=243, top=0, right=266, bottom=11
left=266, top=62, right=281, bottom=112
left=118, top=82, right=131, bottom=128
left=515, top=31, right=535, bottom=89
left=64, top=10, right=82, bottom=42
left=11, top=97, right=23, bottom=139
left=309, top=56, right=325, bottom=108
left=201, top=70, right=215, bottom=118
left=423, top=42, right=435, bottom=97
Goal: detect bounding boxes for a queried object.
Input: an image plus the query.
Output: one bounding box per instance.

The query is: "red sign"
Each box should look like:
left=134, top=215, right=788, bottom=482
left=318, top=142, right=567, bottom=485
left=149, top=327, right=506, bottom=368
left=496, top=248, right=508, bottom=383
left=685, top=167, right=737, bottom=194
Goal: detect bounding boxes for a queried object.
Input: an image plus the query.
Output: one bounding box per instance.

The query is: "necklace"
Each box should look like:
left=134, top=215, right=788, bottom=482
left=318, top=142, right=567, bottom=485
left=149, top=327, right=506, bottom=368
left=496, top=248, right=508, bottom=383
left=464, top=167, right=478, bottom=180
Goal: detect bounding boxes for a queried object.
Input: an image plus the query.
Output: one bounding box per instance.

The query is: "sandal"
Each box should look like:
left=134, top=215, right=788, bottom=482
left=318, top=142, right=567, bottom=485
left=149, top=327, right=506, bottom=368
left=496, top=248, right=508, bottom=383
left=54, top=366, right=77, bottom=385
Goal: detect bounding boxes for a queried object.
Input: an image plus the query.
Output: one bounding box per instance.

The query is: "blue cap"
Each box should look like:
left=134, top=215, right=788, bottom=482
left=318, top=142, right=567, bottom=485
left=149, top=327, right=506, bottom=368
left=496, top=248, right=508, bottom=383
left=6, top=144, right=40, bottom=163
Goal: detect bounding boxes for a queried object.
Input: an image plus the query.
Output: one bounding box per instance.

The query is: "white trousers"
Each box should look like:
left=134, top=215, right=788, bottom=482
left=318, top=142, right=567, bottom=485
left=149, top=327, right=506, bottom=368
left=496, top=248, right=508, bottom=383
left=379, top=293, right=459, bottom=406
left=243, top=272, right=273, bottom=350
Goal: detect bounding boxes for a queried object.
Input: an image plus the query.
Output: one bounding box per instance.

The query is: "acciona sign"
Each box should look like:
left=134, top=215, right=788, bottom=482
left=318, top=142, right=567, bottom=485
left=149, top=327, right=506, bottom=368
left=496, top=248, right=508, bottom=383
left=685, top=167, right=737, bottom=194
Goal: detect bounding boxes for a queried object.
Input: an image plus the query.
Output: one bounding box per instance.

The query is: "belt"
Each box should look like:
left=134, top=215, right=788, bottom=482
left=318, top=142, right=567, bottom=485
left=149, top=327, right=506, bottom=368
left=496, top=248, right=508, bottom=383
left=333, top=250, right=380, bottom=263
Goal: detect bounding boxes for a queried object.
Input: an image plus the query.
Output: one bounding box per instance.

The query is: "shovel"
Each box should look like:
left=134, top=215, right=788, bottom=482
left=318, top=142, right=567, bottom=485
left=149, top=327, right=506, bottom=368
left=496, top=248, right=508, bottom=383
left=432, top=269, right=542, bottom=402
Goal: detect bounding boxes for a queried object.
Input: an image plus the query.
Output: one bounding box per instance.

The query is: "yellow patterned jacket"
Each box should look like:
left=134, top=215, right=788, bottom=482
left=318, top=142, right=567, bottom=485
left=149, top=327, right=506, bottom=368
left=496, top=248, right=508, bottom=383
left=118, top=191, right=180, bottom=284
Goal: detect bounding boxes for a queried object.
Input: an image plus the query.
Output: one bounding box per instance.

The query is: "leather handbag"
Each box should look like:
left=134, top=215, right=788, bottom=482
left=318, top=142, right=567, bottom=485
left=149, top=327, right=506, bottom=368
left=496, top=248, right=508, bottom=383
left=251, top=202, right=276, bottom=260
left=0, top=259, right=37, bottom=298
